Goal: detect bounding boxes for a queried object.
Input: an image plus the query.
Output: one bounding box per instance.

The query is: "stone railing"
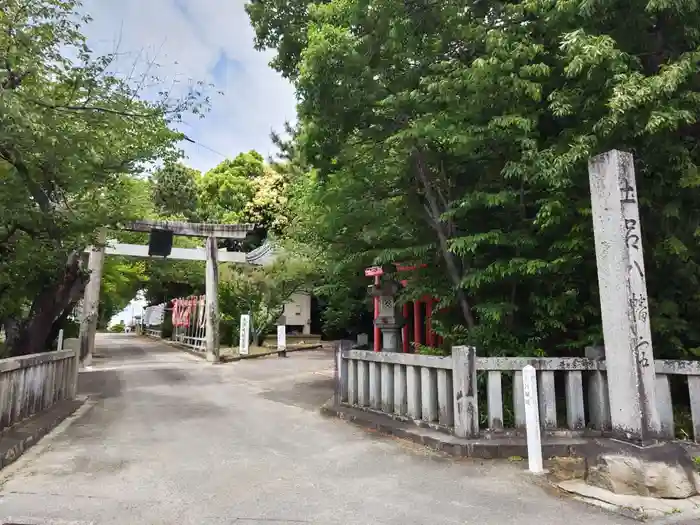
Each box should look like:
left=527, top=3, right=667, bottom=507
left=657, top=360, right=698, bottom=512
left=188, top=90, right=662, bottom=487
left=338, top=348, right=700, bottom=441
left=477, top=356, right=607, bottom=435
left=340, top=348, right=478, bottom=437
left=654, top=360, right=700, bottom=440
left=0, top=339, right=79, bottom=433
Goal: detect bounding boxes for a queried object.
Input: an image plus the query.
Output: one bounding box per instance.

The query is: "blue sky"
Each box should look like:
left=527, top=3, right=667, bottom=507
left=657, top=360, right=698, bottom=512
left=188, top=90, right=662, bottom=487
left=81, top=0, right=298, bottom=325
left=79, top=0, right=298, bottom=173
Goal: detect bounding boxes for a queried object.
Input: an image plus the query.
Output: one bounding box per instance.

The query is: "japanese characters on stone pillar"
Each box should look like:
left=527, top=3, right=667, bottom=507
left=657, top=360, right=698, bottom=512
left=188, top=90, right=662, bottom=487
left=588, top=150, right=660, bottom=442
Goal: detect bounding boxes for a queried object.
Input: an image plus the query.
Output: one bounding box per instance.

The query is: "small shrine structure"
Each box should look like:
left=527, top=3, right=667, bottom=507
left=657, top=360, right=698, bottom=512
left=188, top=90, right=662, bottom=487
left=365, top=264, right=443, bottom=352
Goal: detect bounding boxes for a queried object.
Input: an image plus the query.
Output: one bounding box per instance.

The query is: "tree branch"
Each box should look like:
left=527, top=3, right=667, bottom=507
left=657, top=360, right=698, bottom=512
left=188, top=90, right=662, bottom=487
left=414, top=150, right=476, bottom=330
left=21, top=96, right=155, bottom=118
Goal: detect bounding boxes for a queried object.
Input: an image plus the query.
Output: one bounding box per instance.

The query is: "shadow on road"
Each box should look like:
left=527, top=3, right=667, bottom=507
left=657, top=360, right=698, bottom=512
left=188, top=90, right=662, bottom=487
left=258, top=376, right=334, bottom=411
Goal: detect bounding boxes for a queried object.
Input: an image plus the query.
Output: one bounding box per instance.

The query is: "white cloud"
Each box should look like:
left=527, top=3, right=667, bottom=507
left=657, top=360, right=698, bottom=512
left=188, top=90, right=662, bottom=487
left=79, top=0, right=297, bottom=173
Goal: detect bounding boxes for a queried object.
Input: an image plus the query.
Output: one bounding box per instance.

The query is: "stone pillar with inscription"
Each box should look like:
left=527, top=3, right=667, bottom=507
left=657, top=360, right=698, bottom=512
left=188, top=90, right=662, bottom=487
left=588, top=150, right=660, bottom=443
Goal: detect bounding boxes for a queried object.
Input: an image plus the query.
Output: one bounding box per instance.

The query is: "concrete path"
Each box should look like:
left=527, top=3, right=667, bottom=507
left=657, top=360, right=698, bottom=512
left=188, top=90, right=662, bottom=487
left=0, top=334, right=634, bottom=524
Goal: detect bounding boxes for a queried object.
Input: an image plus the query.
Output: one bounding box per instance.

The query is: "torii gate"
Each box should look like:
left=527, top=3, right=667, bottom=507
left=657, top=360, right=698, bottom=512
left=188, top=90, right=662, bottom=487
left=79, top=220, right=254, bottom=365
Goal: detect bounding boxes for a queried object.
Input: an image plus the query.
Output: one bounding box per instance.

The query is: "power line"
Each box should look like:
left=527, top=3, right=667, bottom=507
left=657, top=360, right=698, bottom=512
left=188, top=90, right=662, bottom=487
left=182, top=134, right=227, bottom=158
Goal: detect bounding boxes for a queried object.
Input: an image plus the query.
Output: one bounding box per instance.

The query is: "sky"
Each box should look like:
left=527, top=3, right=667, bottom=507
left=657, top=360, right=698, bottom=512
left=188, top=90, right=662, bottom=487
left=82, top=0, right=298, bottom=326
left=79, top=0, right=298, bottom=174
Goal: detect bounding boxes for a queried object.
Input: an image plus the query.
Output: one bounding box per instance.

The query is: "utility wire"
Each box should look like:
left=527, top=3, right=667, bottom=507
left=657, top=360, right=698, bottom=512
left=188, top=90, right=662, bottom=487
left=182, top=134, right=227, bottom=158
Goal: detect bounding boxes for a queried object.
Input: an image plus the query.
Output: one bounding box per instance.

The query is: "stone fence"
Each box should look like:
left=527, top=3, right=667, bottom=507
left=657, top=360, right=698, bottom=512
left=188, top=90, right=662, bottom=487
left=0, top=339, right=79, bottom=433
left=338, top=348, right=700, bottom=441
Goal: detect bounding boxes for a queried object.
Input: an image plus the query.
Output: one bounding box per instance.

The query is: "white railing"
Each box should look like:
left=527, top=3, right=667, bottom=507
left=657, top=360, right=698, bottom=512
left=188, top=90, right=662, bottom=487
left=340, top=348, right=478, bottom=437
left=338, top=348, right=700, bottom=441
left=0, top=338, right=79, bottom=432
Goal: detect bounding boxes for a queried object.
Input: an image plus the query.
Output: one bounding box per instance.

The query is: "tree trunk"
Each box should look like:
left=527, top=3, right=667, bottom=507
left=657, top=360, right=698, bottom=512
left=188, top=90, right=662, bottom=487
left=413, top=151, right=477, bottom=330
left=46, top=303, right=77, bottom=350
left=4, top=252, right=87, bottom=356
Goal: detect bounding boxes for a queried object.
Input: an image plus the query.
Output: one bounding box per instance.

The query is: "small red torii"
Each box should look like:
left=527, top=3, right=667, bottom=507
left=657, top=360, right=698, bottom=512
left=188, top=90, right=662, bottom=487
left=365, top=264, right=443, bottom=352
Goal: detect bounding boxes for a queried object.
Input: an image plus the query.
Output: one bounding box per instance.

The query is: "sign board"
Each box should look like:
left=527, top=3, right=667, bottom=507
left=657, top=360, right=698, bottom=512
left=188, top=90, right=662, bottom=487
left=277, top=325, right=286, bottom=351
left=239, top=314, right=250, bottom=355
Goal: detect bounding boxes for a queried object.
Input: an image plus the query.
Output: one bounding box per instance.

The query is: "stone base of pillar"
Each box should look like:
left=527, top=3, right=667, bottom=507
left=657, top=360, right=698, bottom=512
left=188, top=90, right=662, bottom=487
left=380, top=329, right=401, bottom=353
left=559, top=439, right=700, bottom=499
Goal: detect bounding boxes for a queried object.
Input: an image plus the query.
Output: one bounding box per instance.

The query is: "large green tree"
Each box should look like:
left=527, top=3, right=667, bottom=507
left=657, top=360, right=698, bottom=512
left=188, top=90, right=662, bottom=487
left=0, top=0, right=208, bottom=355
left=152, top=163, right=202, bottom=220
left=198, top=151, right=263, bottom=223
left=251, top=0, right=700, bottom=358
left=199, top=150, right=291, bottom=250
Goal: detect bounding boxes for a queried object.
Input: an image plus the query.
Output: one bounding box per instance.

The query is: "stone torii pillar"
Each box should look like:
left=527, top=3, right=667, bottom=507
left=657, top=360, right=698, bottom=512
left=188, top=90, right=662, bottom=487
left=205, top=235, right=220, bottom=363
left=79, top=229, right=106, bottom=367
left=588, top=150, right=660, bottom=443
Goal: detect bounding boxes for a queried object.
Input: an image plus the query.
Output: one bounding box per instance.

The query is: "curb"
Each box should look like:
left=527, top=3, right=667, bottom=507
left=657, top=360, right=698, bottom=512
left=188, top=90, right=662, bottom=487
left=221, top=345, right=325, bottom=363
left=0, top=397, right=87, bottom=470
left=321, top=402, right=586, bottom=459
left=147, top=335, right=327, bottom=363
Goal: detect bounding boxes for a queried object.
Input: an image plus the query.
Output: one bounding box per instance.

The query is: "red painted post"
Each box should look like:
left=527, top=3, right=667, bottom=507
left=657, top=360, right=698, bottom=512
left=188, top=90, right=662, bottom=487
left=426, top=298, right=434, bottom=346
left=402, top=303, right=410, bottom=352
left=413, top=301, right=421, bottom=349
left=374, top=276, right=381, bottom=352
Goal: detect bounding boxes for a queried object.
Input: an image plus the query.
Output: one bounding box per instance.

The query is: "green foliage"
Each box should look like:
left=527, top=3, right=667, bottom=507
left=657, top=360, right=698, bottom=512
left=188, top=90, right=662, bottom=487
left=0, top=0, right=209, bottom=354
left=246, top=0, right=324, bottom=80
left=110, top=322, right=125, bottom=333
left=141, top=232, right=206, bottom=304
left=219, top=254, right=318, bottom=346
left=198, top=151, right=263, bottom=223
left=58, top=318, right=80, bottom=340
left=249, top=0, right=700, bottom=359
left=152, top=163, right=201, bottom=220
left=415, top=344, right=449, bottom=357
left=99, top=257, right=147, bottom=328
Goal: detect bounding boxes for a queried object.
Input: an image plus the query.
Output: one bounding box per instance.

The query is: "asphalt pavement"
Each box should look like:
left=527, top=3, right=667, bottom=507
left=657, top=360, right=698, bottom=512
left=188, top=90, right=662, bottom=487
left=0, top=333, right=637, bottom=524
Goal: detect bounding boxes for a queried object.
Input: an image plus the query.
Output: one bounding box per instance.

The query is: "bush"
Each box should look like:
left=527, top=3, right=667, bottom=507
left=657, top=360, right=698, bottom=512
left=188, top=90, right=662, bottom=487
left=220, top=318, right=239, bottom=347
left=161, top=313, right=173, bottom=339
left=59, top=318, right=80, bottom=339
left=110, top=322, right=125, bottom=333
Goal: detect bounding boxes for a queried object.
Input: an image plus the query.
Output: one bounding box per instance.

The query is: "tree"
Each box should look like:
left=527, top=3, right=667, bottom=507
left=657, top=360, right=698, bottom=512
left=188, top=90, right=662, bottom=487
left=219, top=254, right=317, bottom=346
left=199, top=150, right=291, bottom=250
left=249, top=0, right=700, bottom=358
left=0, top=0, right=209, bottom=355
left=152, top=163, right=201, bottom=220
left=246, top=0, right=327, bottom=80
left=99, top=257, right=147, bottom=329
left=198, top=151, right=264, bottom=223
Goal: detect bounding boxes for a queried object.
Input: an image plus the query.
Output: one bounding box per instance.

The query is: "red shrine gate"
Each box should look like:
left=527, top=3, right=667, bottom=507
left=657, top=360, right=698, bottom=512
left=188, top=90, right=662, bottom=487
left=365, top=264, right=444, bottom=353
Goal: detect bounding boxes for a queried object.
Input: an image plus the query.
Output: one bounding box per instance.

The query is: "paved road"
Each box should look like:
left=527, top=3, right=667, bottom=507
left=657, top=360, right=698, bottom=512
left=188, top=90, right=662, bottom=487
left=0, top=334, right=635, bottom=524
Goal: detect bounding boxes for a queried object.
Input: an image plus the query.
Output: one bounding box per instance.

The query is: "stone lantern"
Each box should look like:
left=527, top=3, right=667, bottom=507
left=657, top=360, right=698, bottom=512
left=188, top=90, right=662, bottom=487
left=368, top=265, right=405, bottom=352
